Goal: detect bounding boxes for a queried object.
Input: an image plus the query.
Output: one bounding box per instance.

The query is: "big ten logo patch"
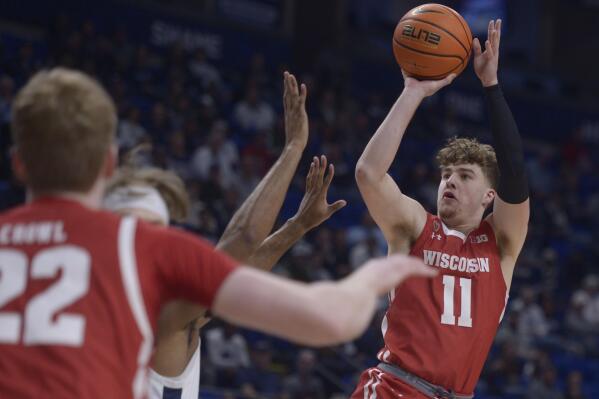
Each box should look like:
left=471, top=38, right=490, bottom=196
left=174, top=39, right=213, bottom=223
left=470, top=234, right=488, bottom=244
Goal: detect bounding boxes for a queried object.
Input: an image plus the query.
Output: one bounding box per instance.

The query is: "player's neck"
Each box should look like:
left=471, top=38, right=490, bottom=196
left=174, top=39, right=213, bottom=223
left=27, top=181, right=105, bottom=209
left=440, top=216, right=482, bottom=236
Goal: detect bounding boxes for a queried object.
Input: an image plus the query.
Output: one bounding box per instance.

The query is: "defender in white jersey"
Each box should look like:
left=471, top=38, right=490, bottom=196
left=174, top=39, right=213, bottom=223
left=105, top=72, right=348, bottom=399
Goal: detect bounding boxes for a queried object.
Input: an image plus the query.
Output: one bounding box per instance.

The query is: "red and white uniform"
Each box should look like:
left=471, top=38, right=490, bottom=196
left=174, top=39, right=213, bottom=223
left=354, top=213, right=508, bottom=398
left=0, top=197, right=237, bottom=399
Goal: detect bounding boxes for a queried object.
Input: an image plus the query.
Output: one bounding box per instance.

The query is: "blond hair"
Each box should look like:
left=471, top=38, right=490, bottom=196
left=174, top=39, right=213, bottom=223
left=436, top=137, right=499, bottom=188
left=11, top=68, right=117, bottom=193
left=106, top=166, right=190, bottom=223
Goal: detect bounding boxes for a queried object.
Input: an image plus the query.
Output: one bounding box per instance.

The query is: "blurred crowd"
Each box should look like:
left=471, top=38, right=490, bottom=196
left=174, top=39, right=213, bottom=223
left=1, top=15, right=599, bottom=399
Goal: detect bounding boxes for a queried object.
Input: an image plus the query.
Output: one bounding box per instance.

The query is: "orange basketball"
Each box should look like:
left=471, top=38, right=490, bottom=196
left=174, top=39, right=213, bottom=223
left=393, top=3, right=472, bottom=80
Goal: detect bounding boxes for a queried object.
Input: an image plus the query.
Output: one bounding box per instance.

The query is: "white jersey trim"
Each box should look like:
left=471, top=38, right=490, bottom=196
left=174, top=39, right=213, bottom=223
left=148, top=342, right=201, bottom=399
left=441, top=221, right=467, bottom=242
left=118, top=217, right=154, bottom=399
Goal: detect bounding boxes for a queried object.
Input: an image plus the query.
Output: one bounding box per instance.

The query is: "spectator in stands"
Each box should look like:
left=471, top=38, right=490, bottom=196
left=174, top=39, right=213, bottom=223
left=146, top=102, right=171, bottom=144
left=574, top=275, right=599, bottom=327
left=188, top=48, right=222, bottom=90
left=282, top=349, right=325, bottom=399
left=515, top=287, right=551, bottom=356
left=526, top=367, right=564, bottom=399
left=564, top=371, right=587, bottom=399
left=234, top=154, right=262, bottom=201
left=346, top=211, right=386, bottom=251
left=166, top=131, right=192, bottom=180
left=190, top=120, right=239, bottom=188
left=118, top=106, right=148, bottom=150
left=239, top=341, right=281, bottom=397
left=485, top=341, right=524, bottom=396
left=349, top=233, right=384, bottom=270
left=233, top=83, right=275, bottom=133
left=205, top=322, right=251, bottom=389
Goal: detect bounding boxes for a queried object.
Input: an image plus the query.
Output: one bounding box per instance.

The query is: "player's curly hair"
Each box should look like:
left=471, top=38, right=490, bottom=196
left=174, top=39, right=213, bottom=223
left=436, top=137, right=499, bottom=189
left=106, top=145, right=189, bottom=222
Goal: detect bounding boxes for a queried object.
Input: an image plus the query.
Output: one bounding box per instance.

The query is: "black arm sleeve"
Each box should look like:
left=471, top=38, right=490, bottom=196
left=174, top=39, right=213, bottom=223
left=484, top=84, right=529, bottom=204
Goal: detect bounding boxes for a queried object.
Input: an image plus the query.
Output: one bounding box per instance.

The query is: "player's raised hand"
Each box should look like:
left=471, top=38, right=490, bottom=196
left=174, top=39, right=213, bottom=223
left=292, top=155, right=347, bottom=231
left=473, top=19, right=501, bottom=87
left=283, top=71, right=308, bottom=149
left=402, top=69, right=456, bottom=99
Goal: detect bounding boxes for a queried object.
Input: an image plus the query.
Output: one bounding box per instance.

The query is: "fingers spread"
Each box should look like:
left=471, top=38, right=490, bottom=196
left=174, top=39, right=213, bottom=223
left=328, top=199, right=347, bottom=215
left=323, top=163, right=335, bottom=191
left=473, top=38, right=482, bottom=56
left=300, top=83, right=307, bottom=106
left=494, top=19, right=502, bottom=51
left=485, top=40, right=493, bottom=57
left=289, top=73, right=298, bottom=95
left=306, top=162, right=315, bottom=191
left=317, top=155, right=327, bottom=188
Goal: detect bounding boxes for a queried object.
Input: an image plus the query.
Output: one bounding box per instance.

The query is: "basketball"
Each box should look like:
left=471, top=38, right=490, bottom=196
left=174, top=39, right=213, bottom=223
left=393, top=3, right=473, bottom=80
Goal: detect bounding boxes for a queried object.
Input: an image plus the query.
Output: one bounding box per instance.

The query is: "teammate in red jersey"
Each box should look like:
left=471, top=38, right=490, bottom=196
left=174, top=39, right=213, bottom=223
left=352, top=20, right=529, bottom=398
left=0, top=67, right=435, bottom=399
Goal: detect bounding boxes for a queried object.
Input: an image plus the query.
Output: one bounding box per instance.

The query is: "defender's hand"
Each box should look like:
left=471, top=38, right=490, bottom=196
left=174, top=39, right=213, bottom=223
left=283, top=71, right=308, bottom=149
left=473, top=19, right=501, bottom=87
left=292, top=155, right=347, bottom=231
left=402, top=70, right=456, bottom=99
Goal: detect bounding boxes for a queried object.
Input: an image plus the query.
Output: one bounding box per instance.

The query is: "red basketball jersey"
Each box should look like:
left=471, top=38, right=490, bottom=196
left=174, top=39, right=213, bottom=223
left=377, top=213, right=508, bottom=395
left=0, top=197, right=237, bottom=399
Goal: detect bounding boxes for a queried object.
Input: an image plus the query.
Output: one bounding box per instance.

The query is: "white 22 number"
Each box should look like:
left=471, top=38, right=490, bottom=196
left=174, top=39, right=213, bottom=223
left=441, top=275, right=472, bottom=328
left=0, top=246, right=90, bottom=346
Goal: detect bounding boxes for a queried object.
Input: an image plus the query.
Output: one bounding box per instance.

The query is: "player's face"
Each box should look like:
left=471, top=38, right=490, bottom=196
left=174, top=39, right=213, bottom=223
left=437, top=163, right=495, bottom=223
left=114, top=208, right=167, bottom=226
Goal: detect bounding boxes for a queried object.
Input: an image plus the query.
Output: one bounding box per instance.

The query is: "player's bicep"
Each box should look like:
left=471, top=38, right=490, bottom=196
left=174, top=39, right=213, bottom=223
left=489, top=197, right=530, bottom=257
left=146, top=226, right=239, bottom=308
left=357, top=173, right=426, bottom=241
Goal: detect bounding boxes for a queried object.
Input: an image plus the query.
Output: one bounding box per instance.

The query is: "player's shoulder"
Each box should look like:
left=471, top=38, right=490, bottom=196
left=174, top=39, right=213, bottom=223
left=134, top=220, right=216, bottom=254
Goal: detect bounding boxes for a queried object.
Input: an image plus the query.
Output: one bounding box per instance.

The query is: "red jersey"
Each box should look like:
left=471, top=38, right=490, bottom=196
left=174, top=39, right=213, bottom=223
left=0, top=197, right=238, bottom=399
left=377, top=213, right=508, bottom=395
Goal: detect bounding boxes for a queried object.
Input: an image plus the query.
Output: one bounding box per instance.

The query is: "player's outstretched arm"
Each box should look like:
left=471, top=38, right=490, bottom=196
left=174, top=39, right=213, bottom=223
left=212, top=255, right=436, bottom=346
left=355, top=73, right=454, bottom=243
left=217, top=71, right=308, bottom=261
left=474, top=20, right=530, bottom=285
left=247, top=155, right=346, bottom=270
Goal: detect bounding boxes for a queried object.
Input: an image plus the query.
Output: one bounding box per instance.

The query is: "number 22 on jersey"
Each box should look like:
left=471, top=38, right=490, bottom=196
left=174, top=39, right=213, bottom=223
left=0, top=246, right=90, bottom=346
left=441, top=275, right=472, bottom=328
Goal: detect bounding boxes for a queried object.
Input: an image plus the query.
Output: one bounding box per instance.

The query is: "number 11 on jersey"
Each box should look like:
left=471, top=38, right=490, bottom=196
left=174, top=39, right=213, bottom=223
left=441, top=275, right=472, bottom=328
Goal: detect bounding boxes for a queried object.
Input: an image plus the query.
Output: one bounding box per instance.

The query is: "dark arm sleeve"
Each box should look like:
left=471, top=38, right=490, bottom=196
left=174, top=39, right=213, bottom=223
left=484, top=84, right=529, bottom=204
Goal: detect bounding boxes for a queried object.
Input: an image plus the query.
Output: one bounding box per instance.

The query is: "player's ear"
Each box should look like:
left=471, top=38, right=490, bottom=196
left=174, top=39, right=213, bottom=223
left=10, top=146, right=28, bottom=184
left=101, top=144, right=118, bottom=179
left=482, top=188, right=496, bottom=209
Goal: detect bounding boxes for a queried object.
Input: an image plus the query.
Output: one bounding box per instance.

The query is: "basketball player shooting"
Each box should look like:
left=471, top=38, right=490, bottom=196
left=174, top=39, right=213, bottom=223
left=352, top=20, right=529, bottom=398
